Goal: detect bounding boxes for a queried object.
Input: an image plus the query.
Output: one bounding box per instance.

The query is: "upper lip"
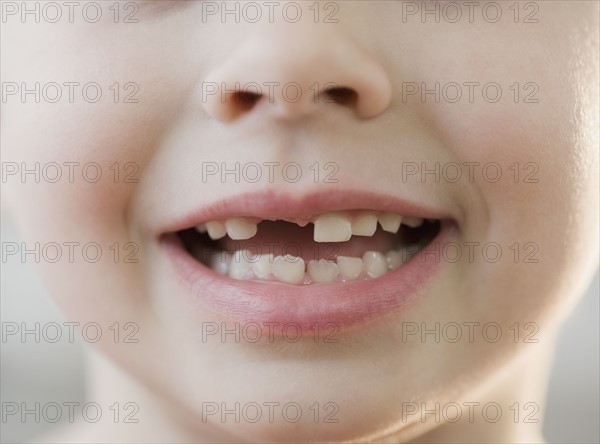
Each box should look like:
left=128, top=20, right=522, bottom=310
left=158, top=188, right=457, bottom=235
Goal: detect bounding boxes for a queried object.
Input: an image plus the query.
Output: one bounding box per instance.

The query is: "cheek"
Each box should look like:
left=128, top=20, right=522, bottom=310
left=397, top=15, right=600, bottom=328
left=2, top=90, right=155, bottom=324
left=2, top=30, right=180, bottom=240
left=436, top=67, right=598, bottom=326
left=0, top=16, right=207, bottom=336
left=424, top=19, right=596, bottom=234
left=5, top=109, right=138, bottom=237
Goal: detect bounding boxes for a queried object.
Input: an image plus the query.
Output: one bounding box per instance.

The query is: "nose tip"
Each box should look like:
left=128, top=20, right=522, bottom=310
left=200, top=30, right=392, bottom=123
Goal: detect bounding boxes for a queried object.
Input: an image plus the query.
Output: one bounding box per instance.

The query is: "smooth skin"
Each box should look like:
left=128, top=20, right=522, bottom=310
left=2, top=1, right=598, bottom=442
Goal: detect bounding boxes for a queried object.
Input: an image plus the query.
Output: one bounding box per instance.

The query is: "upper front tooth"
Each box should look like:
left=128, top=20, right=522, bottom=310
left=206, top=221, right=227, bottom=240
left=403, top=217, right=424, bottom=228
left=225, top=218, right=258, bottom=240
left=195, top=224, right=207, bottom=233
left=351, top=212, right=378, bottom=236
left=313, top=213, right=352, bottom=242
left=378, top=213, right=402, bottom=233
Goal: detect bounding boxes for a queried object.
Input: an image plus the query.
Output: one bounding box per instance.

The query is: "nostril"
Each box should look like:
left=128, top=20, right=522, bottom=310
left=232, top=91, right=262, bottom=112
left=234, top=91, right=261, bottom=103
left=323, top=87, right=358, bottom=107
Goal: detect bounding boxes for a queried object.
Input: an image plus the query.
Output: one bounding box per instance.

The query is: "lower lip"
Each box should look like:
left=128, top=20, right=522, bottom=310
left=161, top=225, right=453, bottom=333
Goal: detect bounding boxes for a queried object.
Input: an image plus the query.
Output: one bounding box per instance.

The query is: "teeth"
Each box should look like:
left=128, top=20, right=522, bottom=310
left=272, top=255, right=305, bottom=284
left=385, top=250, right=404, bottom=270
left=229, top=250, right=252, bottom=279
left=210, top=252, right=230, bottom=275
left=351, top=212, right=378, bottom=236
left=307, top=260, right=339, bottom=283
left=252, top=254, right=273, bottom=278
left=201, top=211, right=410, bottom=241
left=313, top=213, right=352, bottom=243
left=217, top=248, right=413, bottom=283
left=200, top=210, right=430, bottom=283
left=362, top=251, right=388, bottom=278
left=225, top=218, right=258, bottom=240
left=403, top=217, right=424, bottom=228
left=378, top=213, right=402, bottom=233
left=205, top=221, right=227, bottom=240
left=337, top=256, right=363, bottom=280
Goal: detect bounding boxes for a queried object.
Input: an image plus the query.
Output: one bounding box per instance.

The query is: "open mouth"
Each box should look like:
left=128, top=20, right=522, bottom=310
left=159, top=190, right=455, bottom=328
left=176, top=211, right=441, bottom=285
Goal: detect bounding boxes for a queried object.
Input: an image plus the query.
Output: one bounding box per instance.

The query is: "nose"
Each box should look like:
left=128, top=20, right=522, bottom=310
left=201, top=24, right=392, bottom=123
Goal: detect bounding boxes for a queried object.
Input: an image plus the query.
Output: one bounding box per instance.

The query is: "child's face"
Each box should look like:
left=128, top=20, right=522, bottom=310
left=2, top=1, right=598, bottom=441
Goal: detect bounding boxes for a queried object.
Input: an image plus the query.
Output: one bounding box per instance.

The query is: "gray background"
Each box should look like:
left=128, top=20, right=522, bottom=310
left=1, top=220, right=598, bottom=443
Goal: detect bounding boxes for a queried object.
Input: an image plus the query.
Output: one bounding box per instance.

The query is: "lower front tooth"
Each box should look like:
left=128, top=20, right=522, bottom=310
left=272, top=255, right=305, bottom=284
left=307, top=260, right=339, bottom=283
left=337, top=256, right=363, bottom=280
left=386, top=250, right=404, bottom=270
left=252, top=254, right=273, bottom=278
left=362, top=251, right=388, bottom=277
left=229, top=250, right=252, bottom=279
left=210, top=252, right=231, bottom=275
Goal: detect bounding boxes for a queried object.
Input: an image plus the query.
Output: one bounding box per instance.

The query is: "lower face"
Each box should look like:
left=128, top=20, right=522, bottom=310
left=2, top=1, right=598, bottom=442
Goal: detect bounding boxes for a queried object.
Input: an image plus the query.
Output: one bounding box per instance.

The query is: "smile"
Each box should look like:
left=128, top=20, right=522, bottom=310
left=160, top=189, right=457, bottom=329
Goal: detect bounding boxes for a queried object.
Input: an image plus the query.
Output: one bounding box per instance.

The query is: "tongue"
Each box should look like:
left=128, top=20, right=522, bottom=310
left=219, top=221, right=397, bottom=262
